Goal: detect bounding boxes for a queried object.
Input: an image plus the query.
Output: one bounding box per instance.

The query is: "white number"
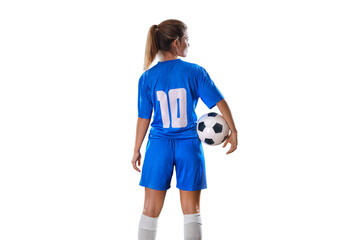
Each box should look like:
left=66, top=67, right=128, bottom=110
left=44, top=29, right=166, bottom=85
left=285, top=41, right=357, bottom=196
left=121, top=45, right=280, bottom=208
left=156, top=88, right=187, bottom=128
left=156, top=90, right=170, bottom=128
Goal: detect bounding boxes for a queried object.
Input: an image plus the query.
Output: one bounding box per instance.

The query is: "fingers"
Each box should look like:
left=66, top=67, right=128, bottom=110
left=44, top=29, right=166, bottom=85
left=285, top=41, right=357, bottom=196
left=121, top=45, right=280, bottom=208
left=131, top=153, right=141, bottom=172
left=224, top=134, right=238, bottom=155
left=132, top=160, right=141, bottom=172
left=222, top=136, right=229, bottom=148
left=226, top=144, right=237, bottom=155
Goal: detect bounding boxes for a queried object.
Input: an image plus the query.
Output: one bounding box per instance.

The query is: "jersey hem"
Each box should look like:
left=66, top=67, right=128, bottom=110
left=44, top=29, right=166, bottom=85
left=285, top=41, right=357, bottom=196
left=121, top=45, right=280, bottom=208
left=148, top=136, right=200, bottom=140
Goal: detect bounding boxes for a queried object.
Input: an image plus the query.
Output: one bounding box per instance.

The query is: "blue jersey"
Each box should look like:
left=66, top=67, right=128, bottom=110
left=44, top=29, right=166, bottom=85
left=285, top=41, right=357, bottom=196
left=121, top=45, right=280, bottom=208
left=138, top=58, right=224, bottom=139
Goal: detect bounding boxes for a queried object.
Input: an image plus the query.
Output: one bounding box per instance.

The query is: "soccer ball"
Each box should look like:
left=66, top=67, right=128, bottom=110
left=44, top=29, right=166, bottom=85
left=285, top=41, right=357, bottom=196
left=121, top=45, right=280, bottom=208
left=197, top=112, right=229, bottom=145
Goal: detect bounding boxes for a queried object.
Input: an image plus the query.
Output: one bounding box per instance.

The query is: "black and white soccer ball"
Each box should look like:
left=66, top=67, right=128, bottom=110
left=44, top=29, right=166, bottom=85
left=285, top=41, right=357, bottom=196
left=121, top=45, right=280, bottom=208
left=197, top=112, right=229, bottom=145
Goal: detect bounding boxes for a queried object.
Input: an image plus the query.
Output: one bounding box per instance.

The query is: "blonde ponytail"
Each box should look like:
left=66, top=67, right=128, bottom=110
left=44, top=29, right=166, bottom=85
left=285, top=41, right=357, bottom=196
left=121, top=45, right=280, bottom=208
left=143, top=25, right=158, bottom=71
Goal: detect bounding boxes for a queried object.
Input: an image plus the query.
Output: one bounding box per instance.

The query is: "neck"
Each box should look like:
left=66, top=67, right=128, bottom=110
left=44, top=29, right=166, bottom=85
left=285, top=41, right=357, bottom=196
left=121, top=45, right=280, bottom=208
left=159, top=51, right=179, bottom=62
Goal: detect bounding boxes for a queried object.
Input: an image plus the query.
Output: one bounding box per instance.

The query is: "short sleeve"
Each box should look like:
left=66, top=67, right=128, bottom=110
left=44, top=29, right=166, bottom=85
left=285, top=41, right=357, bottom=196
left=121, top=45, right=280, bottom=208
left=137, top=72, right=153, bottom=119
left=197, top=66, right=224, bottom=109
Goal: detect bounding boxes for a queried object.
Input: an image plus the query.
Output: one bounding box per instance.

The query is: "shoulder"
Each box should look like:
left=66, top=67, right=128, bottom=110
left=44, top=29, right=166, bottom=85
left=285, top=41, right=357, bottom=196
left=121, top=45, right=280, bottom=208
left=179, top=59, right=204, bottom=70
left=138, top=69, right=150, bottom=85
left=177, top=59, right=209, bottom=78
left=181, top=60, right=212, bottom=81
left=138, top=70, right=150, bottom=92
left=140, top=69, right=149, bottom=78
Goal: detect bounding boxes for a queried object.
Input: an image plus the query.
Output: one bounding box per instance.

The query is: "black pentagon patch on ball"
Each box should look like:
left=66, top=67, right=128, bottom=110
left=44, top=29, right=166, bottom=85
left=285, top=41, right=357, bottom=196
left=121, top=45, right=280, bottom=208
left=205, top=138, right=215, bottom=145
left=198, top=122, right=206, bottom=132
left=222, top=135, right=228, bottom=143
left=213, top=123, right=223, bottom=133
left=207, top=112, right=218, bottom=117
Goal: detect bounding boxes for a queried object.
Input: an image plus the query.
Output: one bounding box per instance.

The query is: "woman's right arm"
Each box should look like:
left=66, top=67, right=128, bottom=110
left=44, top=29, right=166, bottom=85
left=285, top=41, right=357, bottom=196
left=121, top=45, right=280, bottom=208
left=131, top=117, right=151, bottom=172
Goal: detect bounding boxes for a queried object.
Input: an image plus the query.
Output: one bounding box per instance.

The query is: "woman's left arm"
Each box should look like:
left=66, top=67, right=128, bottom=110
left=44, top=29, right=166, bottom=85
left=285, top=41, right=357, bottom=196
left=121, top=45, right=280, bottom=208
left=216, top=99, right=238, bottom=154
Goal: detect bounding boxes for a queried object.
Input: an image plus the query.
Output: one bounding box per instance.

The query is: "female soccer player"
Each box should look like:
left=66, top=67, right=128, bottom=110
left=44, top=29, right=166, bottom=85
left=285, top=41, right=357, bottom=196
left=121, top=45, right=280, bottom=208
left=131, top=19, right=238, bottom=240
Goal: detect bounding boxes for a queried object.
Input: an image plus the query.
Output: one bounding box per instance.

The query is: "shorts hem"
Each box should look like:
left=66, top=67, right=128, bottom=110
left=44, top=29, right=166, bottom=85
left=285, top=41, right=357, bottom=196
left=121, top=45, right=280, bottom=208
left=176, top=185, right=207, bottom=191
left=139, top=183, right=170, bottom=191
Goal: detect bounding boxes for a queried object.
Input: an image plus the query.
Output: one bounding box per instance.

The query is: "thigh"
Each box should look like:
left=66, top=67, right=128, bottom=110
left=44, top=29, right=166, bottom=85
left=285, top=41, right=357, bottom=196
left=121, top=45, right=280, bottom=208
left=179, top=190, right=201, bottom=214
left=139, top=139, right=174, bottom=191
left=143, top=187, right=167, bottom=218
left=174, top=138, right=207, bottom=191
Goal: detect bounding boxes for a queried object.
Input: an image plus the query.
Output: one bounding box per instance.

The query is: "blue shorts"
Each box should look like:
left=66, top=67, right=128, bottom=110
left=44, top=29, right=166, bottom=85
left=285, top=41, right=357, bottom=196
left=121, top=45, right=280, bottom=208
left=139, top=138, right=207, bottom=191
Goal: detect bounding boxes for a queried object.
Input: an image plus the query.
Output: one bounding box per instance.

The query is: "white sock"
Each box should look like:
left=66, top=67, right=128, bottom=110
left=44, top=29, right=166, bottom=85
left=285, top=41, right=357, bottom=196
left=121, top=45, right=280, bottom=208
left=138, top=214, right=158, bottom=240
left=184, top=213, right=202, bottom=240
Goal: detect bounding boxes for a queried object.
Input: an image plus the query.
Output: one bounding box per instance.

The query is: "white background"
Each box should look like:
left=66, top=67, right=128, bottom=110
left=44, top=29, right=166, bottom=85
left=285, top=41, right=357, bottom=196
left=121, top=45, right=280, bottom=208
left=1, top=0, right=359, bottom=239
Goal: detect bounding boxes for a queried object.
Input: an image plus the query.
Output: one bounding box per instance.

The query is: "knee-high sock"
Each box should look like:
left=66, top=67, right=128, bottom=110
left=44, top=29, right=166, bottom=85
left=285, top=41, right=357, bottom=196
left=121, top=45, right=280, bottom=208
left=138, top=214, right=158, bottom=240
left=184, top=213, right=202, bottom=240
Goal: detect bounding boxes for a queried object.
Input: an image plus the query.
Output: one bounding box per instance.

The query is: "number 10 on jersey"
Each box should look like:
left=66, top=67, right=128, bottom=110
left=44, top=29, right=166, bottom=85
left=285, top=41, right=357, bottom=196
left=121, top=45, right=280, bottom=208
left=156, top=88, right=187, bottom=128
